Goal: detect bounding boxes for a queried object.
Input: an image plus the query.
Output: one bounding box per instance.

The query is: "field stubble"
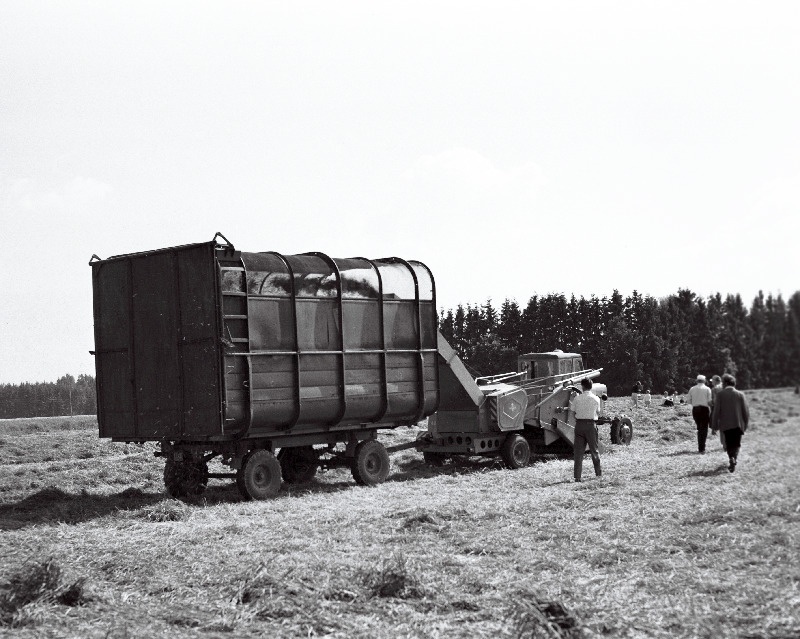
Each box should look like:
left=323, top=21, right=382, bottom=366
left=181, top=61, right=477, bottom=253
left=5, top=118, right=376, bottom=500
left=0, top=391, right=799, bottom=638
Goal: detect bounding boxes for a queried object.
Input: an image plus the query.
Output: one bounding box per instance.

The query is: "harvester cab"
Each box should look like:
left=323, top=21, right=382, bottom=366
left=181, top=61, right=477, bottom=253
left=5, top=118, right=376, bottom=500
left=517, top=350, right=608, bottom=405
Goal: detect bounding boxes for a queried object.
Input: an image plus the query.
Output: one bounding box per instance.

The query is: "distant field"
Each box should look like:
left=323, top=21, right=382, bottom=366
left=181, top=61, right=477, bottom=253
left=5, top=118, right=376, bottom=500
left=0, top=391, right=798, bottom=638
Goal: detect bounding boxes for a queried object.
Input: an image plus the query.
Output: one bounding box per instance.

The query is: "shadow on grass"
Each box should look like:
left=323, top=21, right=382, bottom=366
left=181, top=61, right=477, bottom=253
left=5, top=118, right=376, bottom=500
left=0, top=452, right=588, bottom=521
left=0, top=486, right=170, bottom=530
left=280, top=456, right=515, bottom=499
left=685, top=464, right=730, bottom=478
left=664, top=450, right=705, bottom=457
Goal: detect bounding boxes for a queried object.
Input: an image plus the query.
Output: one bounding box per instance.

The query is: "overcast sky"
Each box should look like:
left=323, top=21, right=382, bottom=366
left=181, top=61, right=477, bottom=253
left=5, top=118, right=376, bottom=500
left=2, top=1, right=799, bottom=383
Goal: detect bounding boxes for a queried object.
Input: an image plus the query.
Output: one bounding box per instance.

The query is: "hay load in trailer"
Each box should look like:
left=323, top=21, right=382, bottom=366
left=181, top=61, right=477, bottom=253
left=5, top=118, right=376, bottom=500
left=90, top=234, right=632, bottom=500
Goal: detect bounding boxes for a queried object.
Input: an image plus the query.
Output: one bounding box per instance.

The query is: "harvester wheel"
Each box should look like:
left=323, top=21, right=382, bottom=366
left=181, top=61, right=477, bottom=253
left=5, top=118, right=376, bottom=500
left=423, top=451, right=447, bottom=467
left=610, top=418, right=620, bottom=444
left=617, top=417, right=633, bottom=445
left=164, top=458, right=208, bottom=498
left=500, top=434, right=531, bottom=469
left=237, top=450, right=282, bottom=500
left=352, top=440, right=390, bottom=486
left=277, top=446, right=319, bottom=484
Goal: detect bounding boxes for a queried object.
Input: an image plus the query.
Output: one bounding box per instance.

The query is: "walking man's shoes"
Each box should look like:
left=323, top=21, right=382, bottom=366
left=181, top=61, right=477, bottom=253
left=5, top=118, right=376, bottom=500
left=728, top=457, right=737, bottom=473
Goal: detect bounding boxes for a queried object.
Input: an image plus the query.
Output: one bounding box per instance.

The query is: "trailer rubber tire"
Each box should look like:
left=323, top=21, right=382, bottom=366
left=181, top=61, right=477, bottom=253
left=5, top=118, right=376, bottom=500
left=500, top=434, right=531, bottom=469
left=237, top=450, right=282, bottom=500
left=164, top=459, right=208, bottom=498
left=610, top=417, right=621, bottom=444
left=618, top=417, right=633, bottom=445
left=351, top=440, right=390, bottom=486
left=277, top=446, right=319, bottom=484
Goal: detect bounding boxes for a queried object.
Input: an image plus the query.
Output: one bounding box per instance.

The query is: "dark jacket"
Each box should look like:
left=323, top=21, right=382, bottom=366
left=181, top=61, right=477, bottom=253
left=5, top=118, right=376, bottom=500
left=711, top=386, right=750, bottom=433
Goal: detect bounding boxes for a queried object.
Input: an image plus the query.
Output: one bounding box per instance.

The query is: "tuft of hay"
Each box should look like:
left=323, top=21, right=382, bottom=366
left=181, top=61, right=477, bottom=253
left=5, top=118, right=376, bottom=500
left=0, top=558, right=88, bottom=625
left=140, top=499, right=189, bottom=522
left=400, top=510, right=444, bottom=530
left=358, top=553, right=424, bottom=599
left=513, top=594, right=584, bottom=638
left=56, top=578, right=89, bottom=607
left=236, top=565, right=310, bottom=604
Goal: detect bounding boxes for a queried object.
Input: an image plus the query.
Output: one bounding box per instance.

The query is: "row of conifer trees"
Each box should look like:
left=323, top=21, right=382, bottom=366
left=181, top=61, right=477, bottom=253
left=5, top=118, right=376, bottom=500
left=0, top=374, right=97, bottom=419
left=439, top=289, right=800, bottom=396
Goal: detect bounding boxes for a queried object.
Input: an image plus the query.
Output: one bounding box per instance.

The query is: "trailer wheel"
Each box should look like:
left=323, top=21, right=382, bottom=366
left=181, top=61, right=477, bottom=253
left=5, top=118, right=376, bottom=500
left=164, top=459, right=208, bottom=498
left=277, top=446, right=319, bottom=484
left=352, top=440, right=390, bottom=486
left=500, top=434, right=531, bottom=469
left=237, top=450, right=282, bottom=500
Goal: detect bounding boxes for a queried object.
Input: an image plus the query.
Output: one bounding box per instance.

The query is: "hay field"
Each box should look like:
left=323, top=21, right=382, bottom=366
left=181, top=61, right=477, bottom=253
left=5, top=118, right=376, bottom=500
left=1, top=390, right=799, bottom=638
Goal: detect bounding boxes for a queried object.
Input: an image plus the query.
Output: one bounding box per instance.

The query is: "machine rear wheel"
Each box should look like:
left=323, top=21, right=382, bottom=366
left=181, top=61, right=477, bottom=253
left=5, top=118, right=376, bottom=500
left=237, top=450, right=282, bottom=500
left=277, top=446, right=319, bottom=484
left=611, top=417, right=633, bottom=445
left=164, top=458, right=208, bottom=498
left=500, top=434, right=531, bottom=469
left=352, top=440, right=390, bottom=486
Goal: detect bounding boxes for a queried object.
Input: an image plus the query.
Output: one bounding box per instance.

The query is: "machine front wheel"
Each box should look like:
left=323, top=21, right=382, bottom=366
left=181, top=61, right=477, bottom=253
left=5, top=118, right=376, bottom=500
left=500, top=434, right=531, bottom=469
left=352, top=440, right=390, bottom=486
left=237, top=450, right=282, bottom=500
left=617, top=417, right=633, bottom=445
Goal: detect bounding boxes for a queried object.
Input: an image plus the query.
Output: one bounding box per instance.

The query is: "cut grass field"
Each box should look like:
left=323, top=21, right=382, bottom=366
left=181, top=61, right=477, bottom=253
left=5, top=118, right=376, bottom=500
left=1, top=390, right=799, bottom=638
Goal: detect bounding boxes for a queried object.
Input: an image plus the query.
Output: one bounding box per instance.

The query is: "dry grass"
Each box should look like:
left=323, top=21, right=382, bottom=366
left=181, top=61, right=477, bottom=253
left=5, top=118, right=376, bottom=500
left=0, top=391, right=798, bottom=637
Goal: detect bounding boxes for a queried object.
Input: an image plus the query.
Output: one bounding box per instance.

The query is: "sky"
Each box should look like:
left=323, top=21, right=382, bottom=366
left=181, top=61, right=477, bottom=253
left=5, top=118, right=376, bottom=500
left=1, top=1, right=799, bottom=384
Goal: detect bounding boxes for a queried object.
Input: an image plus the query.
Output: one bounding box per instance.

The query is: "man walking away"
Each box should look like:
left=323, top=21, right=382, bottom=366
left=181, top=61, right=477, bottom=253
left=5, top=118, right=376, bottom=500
left=688, top=374, right=712, bottom=453
left=570, top=377, right=602, bottom=482
left=710, top=374, right=725, bottom=450
left=711, top=374, right=750, bottom=472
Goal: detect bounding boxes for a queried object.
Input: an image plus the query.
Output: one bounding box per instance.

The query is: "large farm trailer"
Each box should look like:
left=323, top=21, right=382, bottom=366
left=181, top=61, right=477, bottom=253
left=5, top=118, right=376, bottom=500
left=90, top=234, right=631, bottom=499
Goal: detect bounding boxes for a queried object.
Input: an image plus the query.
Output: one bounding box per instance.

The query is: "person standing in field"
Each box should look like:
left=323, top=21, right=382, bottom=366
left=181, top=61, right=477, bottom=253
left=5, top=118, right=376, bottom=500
left=688, top=374, right=713, bottom=453
left=644, top=389, right=652, bottom=407
left=710, top=374, right=725, bottom=450
left=631, top=380, right=643, bottom=407
left=570, top=377, right=602, bottom=483
left=711, top=374, right=750, bottom=472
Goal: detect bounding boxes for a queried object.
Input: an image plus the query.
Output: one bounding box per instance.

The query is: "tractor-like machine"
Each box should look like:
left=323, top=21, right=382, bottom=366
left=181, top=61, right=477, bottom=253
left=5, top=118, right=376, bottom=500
left=418, top=339, right=632, bottom=468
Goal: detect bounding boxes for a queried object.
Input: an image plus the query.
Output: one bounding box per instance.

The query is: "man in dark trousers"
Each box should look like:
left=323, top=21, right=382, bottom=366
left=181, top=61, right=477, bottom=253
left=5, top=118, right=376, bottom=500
left=687, top=374, right=713, bottom=453
left=569, top=377, right=602, bottom=482
left=711, top=374, right=750, bottom=473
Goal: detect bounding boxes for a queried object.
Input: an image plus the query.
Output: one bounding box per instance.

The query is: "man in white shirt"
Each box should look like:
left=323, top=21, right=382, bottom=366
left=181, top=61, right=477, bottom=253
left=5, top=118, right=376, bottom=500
left=687, top=374, right=713, bottom=453
left=569, top=377, right=602, bottom=482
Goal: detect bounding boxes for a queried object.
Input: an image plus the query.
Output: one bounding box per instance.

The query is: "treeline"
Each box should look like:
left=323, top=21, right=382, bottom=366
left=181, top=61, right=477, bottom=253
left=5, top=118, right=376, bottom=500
left=0, top=374, right=97, bottom=419
left=439, top=290, right=800, bottom=396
